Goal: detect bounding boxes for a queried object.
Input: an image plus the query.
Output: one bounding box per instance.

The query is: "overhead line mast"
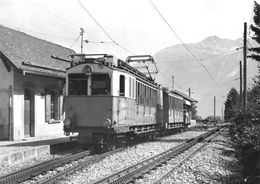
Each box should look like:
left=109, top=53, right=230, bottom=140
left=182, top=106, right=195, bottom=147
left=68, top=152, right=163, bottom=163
left=76, top=0, right=135, bottom=55
left=243, top=22, right=247, bottom=111
left=80, top=27, right=84, bottom=54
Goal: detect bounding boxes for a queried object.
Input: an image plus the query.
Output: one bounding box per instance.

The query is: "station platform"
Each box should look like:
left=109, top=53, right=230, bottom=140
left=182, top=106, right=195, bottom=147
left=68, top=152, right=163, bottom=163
left=0, top=135, right=77, bottom=166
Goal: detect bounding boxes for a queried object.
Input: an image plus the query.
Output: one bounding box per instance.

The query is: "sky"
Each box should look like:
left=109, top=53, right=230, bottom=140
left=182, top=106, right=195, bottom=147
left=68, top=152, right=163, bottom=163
left=0, top=0, right=256, bottom=117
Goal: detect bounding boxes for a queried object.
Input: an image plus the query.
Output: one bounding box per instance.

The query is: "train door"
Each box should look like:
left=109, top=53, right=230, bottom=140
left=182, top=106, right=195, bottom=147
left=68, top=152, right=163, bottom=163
left=24, top=89, right=34, bottom=137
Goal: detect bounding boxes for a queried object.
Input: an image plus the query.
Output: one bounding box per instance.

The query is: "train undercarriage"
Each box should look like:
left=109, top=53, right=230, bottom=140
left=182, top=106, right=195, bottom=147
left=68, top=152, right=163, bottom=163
left=72, top=122, right=185, bottom=149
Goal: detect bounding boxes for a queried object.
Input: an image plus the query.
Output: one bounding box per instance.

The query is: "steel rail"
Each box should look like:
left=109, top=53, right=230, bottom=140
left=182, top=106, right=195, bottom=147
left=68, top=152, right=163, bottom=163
left=0, top=149, right=92, bottom=184
left=92, top=128, right=219, bottom=184
left=153, top=128, right=225, bottom=184
left=37, top=147, right=124, bottom=184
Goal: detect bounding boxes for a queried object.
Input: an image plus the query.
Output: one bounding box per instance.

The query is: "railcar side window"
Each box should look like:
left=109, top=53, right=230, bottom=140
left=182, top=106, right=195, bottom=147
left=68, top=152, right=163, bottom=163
left=119, top=75, right=125, bottom=96
left=136, top=81, right=139, bottom=103
left=140, top=84, right=144, bottom=104
left=68, top=74, right=88, bottom=95
left=92, top=74, right=111, bottom=95
left=129, top=78, right=132, bottom=97
left=132, top=79, right=135, bottom=99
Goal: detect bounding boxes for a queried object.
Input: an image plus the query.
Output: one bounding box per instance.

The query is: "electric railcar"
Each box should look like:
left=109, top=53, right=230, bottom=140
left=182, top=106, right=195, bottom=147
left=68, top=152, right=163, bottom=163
left=63, top=54, right=191, bottom=146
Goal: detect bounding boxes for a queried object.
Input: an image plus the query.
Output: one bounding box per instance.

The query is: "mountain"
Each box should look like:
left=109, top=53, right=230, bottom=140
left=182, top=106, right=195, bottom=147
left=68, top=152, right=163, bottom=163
left=153, top=36, right=259, bottom=118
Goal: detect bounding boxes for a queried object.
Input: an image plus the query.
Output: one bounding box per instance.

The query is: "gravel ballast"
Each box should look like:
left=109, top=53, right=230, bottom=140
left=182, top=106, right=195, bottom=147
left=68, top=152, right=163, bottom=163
left=55, top=130, right=207, bottom=184
left=161, top=129, right=243, bottom=184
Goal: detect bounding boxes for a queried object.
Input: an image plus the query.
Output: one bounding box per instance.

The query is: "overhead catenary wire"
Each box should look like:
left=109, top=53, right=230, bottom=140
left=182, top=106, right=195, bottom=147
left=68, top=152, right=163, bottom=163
left=28, top=0, right=100, bottom=42
left=159, top=49, right=242, bottom=63
left=76, top=0, right=135, bottom=55
left=28, top=0, right=79, bottom=30
left=7, top=25, right=77, bottom=41
left=149, top=0, right=223, bottom=90
left=69, top=35, right=81, bottom=49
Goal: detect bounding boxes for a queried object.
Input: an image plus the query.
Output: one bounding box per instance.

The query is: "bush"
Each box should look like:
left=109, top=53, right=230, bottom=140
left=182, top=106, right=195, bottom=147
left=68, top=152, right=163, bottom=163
left=229, top=111, right=260, bottom=181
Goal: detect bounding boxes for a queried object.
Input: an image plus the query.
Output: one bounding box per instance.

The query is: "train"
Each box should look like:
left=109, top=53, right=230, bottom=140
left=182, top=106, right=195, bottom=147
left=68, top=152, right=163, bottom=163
left=63, top=54, right=197, bottom=147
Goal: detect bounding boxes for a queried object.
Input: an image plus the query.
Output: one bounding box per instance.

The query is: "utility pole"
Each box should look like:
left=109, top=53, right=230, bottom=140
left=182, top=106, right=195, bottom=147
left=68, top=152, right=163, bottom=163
left=80, top=27, right=84, bottom=54
left=240, top=60, right=243, bottom=106
left=188, top=88, right=191, bottom=97
left=171, top=75, right=174, bottom=90
left=221, top=108, right=224, bottom=121
left=243, top=22, right=247, bottom=111
left=214, top=96, right=216, bottom=120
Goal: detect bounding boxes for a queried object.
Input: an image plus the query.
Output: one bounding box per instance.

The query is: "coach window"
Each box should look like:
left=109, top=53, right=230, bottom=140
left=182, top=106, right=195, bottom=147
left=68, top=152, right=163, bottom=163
left=132, top=79, right=135, bottom=98
left=119, top=75, right=125, bottom=96
left=68, top=73, right=88, bottom=95
left=91, top=74, right=111, bottom=95
left=142, top=84, right=145, bottom=104
left=146, top=86, right=149, bottom=106
left=136, top=81, right=139, bottom=103
left=149, top=88, right=152, bottom=106
left=135, top=82, right=138, bottom=102
left=140, top=84, right=144, bottom=104
left=129, top=78, right=132, bottom=97
left=150, top=88, right=154, bottom=107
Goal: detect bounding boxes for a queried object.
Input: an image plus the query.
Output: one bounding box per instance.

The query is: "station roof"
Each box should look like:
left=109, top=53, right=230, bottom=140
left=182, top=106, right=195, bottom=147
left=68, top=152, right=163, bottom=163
left=0, top=25, right=75, bottom=78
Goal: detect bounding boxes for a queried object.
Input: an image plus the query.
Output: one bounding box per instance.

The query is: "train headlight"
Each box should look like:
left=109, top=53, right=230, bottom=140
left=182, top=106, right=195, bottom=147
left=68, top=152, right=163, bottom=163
left=64, top=118, right=71, bottom=128
left=82, top=65, right=93, bottom=75
left=102, top=118, right=112, bottom=128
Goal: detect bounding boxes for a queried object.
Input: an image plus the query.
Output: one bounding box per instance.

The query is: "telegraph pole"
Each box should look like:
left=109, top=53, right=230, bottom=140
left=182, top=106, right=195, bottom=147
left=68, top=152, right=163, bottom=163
left=189, top=88, right=191, bottom=97
left=243, top=22, right=247, bottom=111
left=80, top=27, right=84, bottom=54
left=240, top=60, right=243, bottom=106
left=214, top=96, right=216, bottom=120
left=221, top=108, right=224, bottom=121
left=171, top=75, right=174, bottom=90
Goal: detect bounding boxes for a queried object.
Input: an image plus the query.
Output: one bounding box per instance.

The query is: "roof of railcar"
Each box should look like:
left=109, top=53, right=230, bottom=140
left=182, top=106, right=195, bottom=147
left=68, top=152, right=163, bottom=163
left=171, top=90, right=198, bottom=103
left=68, top=54, right=159, bottom=88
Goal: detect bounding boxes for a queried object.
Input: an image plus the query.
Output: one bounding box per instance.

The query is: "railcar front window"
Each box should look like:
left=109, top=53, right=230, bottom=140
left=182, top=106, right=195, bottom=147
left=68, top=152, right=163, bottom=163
left=68, top=74, right=88, bottom=95
left=92, top=74, right=111, bottom=95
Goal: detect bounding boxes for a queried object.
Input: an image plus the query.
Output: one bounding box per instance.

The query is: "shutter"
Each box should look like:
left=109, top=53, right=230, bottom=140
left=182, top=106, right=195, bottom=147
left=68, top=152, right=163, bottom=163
left=45, top=92, right=51, bottom=122
left=54, top=94, right=59, bottom=120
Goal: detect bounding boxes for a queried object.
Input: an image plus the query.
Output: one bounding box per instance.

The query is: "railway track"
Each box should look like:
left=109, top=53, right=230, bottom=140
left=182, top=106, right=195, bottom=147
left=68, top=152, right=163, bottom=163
left=0, top=147, right=123, bottom=184
left=92, top=128, right=222, bottom=184
left=0, top=128, right=224, bottom=184
left=152, top=128, right=224, bottom=184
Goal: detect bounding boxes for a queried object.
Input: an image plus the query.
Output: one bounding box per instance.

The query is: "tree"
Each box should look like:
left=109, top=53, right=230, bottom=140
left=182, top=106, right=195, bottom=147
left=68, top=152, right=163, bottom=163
left=224, top=88, right=239, bottom=122
left=249, top=1, right=260, bottom=61
left=246, top=74, right=260, bottom=122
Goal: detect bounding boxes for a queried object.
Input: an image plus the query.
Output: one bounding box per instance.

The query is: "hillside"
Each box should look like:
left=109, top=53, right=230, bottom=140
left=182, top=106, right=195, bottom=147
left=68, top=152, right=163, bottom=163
left=153, top=36, right=259, bottom=118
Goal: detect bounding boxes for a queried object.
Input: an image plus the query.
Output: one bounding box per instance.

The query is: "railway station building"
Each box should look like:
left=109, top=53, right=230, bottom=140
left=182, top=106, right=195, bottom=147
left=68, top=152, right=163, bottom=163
left=0, top=25, right=75, bottom=141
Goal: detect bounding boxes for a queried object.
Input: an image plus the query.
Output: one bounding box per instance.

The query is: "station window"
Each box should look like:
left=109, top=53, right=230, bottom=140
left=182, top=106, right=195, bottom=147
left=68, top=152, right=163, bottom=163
left=68, top=73, right=88, bottom=95
left=45, top=90, right=60, bottom=121
left=91, top=74, right=111, bottom=95
left=119, top=75, right=125, bottom=96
